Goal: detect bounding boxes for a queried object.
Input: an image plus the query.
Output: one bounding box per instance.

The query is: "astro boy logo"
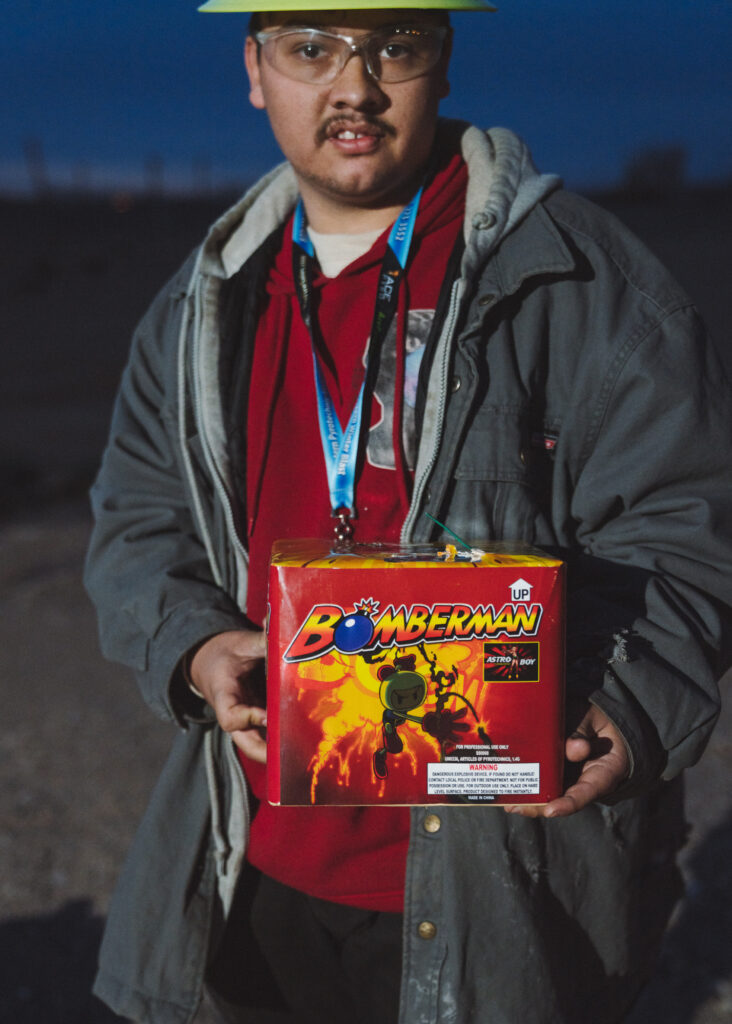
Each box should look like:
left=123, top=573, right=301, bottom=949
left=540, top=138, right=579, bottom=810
left=284, top=599, right=544, bottom=664
left=483, top=643, right=540, bottom=682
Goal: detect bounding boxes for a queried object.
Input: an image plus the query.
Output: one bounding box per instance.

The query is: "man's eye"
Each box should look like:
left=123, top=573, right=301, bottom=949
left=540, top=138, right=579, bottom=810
left=292, top=42, right=329, bottom=61
left=282, top=34, right=336, bottom=62
left=379, top=41, right=413, bottom=61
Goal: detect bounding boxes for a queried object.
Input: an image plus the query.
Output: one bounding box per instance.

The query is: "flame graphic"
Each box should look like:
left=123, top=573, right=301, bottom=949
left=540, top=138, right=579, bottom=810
left=294, top=642, right=491, bottom=802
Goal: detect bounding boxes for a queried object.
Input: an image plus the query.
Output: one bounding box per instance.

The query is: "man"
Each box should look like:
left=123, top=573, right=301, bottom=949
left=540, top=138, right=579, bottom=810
left=84, top=2, right=732, bottom=1023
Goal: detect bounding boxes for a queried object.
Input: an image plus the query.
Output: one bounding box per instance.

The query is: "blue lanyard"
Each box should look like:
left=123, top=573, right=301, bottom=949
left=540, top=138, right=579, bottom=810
left=292, top=189, right=422, bottom=540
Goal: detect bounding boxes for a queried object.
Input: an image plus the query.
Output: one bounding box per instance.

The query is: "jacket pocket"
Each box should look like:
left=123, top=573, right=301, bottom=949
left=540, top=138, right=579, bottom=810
left=449, top=407, right=554, bottom=543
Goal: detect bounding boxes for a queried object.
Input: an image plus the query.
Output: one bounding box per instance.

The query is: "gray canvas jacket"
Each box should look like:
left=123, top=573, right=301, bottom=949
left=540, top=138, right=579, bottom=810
left=85, top=122, right=732, bottom=1024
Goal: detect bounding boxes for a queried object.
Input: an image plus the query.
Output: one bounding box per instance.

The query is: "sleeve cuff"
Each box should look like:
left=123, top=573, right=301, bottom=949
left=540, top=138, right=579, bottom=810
left=589, top=667, right=667, bottom=802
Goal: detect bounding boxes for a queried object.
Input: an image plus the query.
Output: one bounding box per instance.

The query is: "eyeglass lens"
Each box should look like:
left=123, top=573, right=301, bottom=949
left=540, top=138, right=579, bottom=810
left=261, top=27, right=445, bottom=84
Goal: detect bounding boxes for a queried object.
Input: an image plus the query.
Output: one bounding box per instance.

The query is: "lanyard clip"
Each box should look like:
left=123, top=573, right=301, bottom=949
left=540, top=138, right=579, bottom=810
left=332, top=506, right=355, bottom=543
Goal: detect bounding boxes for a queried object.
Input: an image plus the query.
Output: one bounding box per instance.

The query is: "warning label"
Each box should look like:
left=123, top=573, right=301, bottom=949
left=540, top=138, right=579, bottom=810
left=427, top=762, right=541, bottom=796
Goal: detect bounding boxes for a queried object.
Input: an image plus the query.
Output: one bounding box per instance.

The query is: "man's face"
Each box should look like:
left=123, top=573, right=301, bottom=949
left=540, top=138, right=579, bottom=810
left=244, top=9, right=450, bottom=221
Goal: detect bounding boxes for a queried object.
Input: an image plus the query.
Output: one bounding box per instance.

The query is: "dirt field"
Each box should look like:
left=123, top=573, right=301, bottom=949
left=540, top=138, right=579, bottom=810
left=0, top=187, right=730, bottom=1023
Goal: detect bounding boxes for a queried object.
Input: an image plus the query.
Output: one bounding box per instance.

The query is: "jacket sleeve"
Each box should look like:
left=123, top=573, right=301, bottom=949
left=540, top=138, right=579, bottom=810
left=568, top=302, right=731, bottom=792
left=84, top=263, right=249, bottom=725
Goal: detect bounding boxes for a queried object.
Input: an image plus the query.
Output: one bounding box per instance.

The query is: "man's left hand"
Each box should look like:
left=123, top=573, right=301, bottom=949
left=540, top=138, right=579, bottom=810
left=504, top=704, right=630, bottom=819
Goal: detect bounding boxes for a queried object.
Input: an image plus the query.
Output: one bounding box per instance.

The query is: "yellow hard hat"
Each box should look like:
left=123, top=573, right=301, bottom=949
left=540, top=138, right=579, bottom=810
left=200, top=0, right=495, bottom=11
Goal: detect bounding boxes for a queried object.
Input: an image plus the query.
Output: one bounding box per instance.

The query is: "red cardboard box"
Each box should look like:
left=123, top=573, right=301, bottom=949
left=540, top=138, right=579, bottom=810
left=267, top=540, right=565, bottom=806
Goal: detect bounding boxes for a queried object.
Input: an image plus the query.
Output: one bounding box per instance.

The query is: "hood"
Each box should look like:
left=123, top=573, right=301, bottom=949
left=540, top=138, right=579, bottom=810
left=194, top=120, right=561, bottom=285
left=457, top=122, right=562, bottom=282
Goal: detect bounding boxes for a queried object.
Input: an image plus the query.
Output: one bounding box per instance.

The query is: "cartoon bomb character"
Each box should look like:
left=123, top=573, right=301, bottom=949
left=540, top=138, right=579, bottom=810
left=373, top=653, right=470, bottom=779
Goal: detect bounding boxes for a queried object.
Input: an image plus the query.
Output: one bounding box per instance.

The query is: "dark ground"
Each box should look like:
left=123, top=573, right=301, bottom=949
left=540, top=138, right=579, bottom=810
left=0, top=185, right=730, bottom=1023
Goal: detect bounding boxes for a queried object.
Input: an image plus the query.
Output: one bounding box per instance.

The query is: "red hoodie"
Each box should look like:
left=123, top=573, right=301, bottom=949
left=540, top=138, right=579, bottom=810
left=242, top=153, right=466, bottom=911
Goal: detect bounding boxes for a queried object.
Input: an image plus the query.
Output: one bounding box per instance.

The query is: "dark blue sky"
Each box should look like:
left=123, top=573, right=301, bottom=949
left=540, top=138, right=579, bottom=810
left=4, top=0, right=732, bottom=193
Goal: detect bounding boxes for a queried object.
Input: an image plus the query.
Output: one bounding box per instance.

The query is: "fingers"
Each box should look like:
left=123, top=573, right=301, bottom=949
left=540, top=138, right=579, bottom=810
left=215, top=694, right=268, bottom=764
left=240, top=629, right=266, bottom=660
left=232, top=725, right=268, bottom=764
left=504, top=704, right=630, bottom=819
left=564, top=734, right=593, bottom=763
left=187, top=628, right=268, bottom=764
left=542, top=755, right=625, bottom=817
left=212, top=688, right=269, bottom=764
left=502, top=802, right=544, bottom=818
left=190, top=629, right=266, bottom=689
left=213, top=692, right=267, bottom=735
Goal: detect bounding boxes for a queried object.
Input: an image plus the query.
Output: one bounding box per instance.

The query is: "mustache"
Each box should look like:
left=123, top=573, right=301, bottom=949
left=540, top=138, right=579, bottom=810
left=316, top=115, right=396, bottom=145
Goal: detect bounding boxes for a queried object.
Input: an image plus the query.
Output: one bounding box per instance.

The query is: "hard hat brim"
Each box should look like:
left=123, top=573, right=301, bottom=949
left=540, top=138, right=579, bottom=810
left=199, top=0, right=496, bottom=11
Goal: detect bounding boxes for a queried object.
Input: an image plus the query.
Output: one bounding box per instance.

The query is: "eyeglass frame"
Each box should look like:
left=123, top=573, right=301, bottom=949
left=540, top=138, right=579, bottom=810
left=253, top=24, right=451, bottom=85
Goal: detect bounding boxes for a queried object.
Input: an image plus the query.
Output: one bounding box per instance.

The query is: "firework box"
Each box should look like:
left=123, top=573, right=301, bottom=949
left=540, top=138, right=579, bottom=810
left=266, top=540, right=565, bottom=807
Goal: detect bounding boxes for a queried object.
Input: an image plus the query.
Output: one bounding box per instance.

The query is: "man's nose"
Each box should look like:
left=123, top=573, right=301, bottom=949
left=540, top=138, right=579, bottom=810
left=327, top=50, right=387, bottom=108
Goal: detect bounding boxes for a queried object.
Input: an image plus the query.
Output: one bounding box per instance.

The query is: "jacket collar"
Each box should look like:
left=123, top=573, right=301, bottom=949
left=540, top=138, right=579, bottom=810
left=199, top=162, right=299, bottom=280
left=458, top=124, right=574, bottom=300
left=474, top=201, right=577, bottom=312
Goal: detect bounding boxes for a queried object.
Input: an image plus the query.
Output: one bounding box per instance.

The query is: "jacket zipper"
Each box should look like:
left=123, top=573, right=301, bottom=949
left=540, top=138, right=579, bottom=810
left=401, top=277, right=465, bottom=543
left=187, top=273, right=251, bottom=609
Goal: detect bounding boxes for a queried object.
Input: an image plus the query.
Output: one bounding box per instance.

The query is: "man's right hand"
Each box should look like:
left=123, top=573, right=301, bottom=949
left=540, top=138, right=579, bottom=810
left=189, top=629, right=267, bottom=764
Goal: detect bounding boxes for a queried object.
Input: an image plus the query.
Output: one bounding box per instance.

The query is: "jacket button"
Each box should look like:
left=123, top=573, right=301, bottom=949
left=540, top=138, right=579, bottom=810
left=450, top=375, right=461, bottom=393
left=478, top=292, right=497, bottom=307
left=424, top=813, right=442, bottom=833
left=520, top=449, right=527, bottom=465
left=418, top=921, right=438, bottom=940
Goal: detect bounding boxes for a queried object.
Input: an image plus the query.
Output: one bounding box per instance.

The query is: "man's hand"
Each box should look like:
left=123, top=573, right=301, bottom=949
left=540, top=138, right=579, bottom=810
left=504, top=703, right=630, bottom=819
left=189, top=629, right=267, bottom=764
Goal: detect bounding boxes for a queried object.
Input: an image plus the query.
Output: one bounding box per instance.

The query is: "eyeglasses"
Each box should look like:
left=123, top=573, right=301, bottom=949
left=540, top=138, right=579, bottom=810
left=255, top=25, right=449, bottom=85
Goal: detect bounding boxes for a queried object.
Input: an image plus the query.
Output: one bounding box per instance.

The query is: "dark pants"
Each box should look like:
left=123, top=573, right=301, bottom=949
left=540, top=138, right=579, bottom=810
left=198, top=867, right=403, bottom=1024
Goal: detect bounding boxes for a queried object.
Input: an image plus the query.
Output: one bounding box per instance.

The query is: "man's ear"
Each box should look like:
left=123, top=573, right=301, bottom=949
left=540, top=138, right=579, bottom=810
left=244, top=35, right=266, bottom=110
